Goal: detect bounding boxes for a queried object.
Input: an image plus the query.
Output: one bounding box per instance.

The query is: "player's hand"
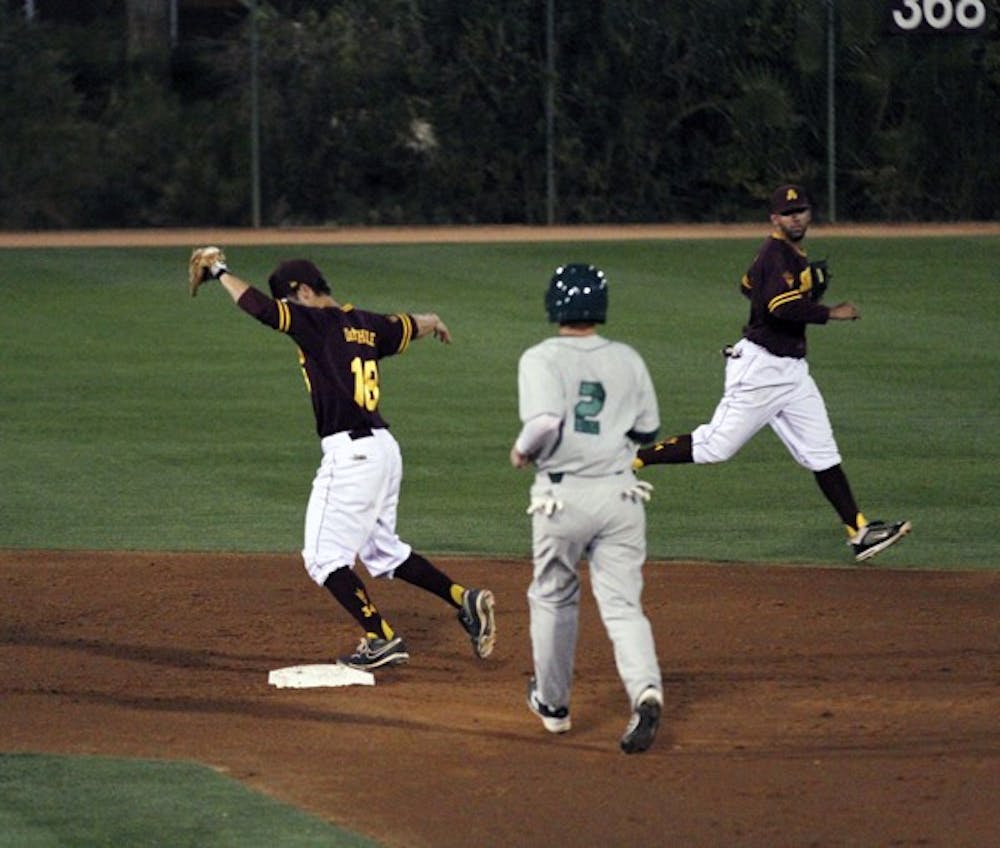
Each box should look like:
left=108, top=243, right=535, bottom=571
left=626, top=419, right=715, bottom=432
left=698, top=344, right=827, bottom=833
left=412, top=312, right=452, bottom=342
left=526, top=495, right=563, bottom=517
left=828, top=301, right=859, bottom=321
left=431, top=318, right=451, bottom=343
left=510, top=445, right=531, bottom=468
left=623, top=481, right=654, bottom=503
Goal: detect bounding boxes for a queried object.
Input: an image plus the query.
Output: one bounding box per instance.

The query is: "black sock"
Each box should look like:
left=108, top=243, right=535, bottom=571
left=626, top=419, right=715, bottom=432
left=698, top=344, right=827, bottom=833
left=323, top=568, right=393, bottom=640
left=393, top=552, right=462, bottom=607
left=813, top=464, right=862, bottom=531
left=637, top=433, right=693, bottom=465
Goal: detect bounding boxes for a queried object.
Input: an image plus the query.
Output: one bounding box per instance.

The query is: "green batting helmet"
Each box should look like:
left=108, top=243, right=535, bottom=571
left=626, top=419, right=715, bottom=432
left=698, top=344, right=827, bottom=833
left=546, top=263, right=608, bottom=324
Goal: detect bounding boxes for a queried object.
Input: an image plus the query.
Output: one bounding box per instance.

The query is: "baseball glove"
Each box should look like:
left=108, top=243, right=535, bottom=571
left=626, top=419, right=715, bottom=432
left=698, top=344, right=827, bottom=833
left=188, top=246, right=228, bottom=297
left=808, top=259, right=830, bottom=301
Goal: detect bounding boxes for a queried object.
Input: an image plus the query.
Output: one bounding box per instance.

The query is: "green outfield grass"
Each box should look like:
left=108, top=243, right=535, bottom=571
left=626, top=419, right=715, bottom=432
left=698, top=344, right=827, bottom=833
left=1, top=235, right=997, bottom=568
left=0, top=753, right=377, bottom=847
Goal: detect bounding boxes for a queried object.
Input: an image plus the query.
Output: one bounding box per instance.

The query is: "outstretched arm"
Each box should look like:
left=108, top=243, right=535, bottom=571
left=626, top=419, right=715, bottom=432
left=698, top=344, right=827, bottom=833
left=189, top=247, right=303, bottom=340
left=216, top=269, right=250, bottom=303
left=411, top=312, right=451, bottom=343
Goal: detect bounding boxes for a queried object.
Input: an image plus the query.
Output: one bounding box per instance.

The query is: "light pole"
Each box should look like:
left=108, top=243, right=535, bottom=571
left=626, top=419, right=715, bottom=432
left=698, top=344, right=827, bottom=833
left=826, top=0, right=837, bottom=222
left=545, top=0, right=556, bottom=225
left=250, top=0, right=262, bottom=228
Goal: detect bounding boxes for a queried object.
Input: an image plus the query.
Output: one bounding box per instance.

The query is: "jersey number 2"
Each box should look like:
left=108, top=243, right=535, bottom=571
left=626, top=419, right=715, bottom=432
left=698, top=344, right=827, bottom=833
left=351, top=357, right=380, bottom=411
left=574, top=381, right=605, bottom=434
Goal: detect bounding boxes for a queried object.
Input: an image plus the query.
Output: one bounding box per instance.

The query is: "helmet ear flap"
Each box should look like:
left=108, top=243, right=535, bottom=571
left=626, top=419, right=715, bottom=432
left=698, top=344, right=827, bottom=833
left=546, top=264, right=608, bottom=324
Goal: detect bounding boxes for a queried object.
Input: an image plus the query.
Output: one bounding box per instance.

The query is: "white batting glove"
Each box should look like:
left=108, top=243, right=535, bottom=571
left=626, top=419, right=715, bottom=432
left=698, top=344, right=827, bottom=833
left=526, top=496, right=563, bottom=517
left=623, top=481, right=654, bottom=503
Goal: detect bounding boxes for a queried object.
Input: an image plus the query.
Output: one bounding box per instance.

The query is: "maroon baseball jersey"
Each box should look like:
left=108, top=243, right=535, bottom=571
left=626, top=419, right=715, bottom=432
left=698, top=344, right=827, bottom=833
left=739, top=232, right=829, bottom=358
left=238, top=287, right=414, bottom=437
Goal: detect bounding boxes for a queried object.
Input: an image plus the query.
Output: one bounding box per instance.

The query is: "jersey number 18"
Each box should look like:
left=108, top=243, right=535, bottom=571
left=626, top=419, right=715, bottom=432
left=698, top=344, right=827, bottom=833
left=351, top=356, right=380, bottom=411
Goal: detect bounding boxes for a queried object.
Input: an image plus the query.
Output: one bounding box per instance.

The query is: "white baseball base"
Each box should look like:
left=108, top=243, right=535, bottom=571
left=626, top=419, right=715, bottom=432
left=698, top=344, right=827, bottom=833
left=268, top=663, right=375, bottom=688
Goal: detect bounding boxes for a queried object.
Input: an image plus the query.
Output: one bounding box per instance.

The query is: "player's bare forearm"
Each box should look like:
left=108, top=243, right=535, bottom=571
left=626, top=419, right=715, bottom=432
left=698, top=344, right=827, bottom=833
left=827, top=301, right=860, bottom=321
left=412, top=313, right=451, bottom=343
left=217, top=271, right=251, bottom=303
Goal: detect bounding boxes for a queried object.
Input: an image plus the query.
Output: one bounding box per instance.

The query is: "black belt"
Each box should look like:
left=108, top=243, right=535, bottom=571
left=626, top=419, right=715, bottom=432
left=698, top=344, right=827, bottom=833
left=348, top=427, right=373, bottom=440
left=548, top=470, right=624, bottom=483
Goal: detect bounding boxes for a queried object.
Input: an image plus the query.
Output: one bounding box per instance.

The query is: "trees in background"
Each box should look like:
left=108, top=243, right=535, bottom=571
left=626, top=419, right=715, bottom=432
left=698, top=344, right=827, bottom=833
left=1, top=0, right=996, bottom=228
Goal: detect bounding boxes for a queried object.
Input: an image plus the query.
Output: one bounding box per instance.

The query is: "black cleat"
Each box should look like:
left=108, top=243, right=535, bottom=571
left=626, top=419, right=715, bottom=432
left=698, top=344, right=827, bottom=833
left=527, top=678, right=571, bottom=734
left=338, top=635, right=409, bottom=670
left=620, top=689, right=663, bottom=754
left=458, top=588, right=496, bottom=658
left=851, top=520, right=912, bottom=562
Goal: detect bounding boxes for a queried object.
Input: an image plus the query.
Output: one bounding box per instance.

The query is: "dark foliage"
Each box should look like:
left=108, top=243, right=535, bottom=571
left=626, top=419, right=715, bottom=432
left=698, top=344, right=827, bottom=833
left=1, top=0, right=996, bottom=228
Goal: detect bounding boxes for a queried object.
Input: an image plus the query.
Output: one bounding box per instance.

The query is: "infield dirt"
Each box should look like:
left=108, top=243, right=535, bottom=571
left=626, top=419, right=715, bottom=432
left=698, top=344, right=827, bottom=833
left=1, top=551, right=998, bottom=848
left=1, top=220, right=998, bottom=248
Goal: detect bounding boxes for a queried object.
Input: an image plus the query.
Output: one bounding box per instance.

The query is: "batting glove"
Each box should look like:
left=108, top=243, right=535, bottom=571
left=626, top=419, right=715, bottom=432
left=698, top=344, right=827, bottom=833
left=526, top=496, right=563, bottom=517
left=623, top=481, right=654, bottom=503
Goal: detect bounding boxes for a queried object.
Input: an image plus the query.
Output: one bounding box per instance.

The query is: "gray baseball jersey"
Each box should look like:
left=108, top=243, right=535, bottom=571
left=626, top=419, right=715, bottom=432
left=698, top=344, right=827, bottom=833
left=517, top=334, right=659, bottom=475
left=516, top=332, right=663, bottom=714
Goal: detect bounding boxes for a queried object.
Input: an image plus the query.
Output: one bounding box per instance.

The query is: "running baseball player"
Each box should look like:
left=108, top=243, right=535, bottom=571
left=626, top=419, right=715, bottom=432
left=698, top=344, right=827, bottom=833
left=188, top=248, right=495, bottom=669
left=510, top=263, right=664, bottom=754
left=635, top=185, right=911, bottom=562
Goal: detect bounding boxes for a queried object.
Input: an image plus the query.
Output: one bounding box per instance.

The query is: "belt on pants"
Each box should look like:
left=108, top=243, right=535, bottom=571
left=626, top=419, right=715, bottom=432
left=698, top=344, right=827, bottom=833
left=348, top=427, right=373, bottom=440
left=546, top=470, right=625, bottom=483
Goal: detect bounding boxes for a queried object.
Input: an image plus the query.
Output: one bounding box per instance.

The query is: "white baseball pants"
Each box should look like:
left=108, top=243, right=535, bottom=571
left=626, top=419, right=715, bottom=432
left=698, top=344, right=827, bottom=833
left=692, top=339, right=842, bottom=472
left=301, top=428, right=412, bottom=586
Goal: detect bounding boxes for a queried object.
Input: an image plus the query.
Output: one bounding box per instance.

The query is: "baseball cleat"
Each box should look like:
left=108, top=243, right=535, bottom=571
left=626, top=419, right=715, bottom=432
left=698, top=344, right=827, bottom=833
left=458, top=588, right=496, bottom=659
left=620, top=688, right=663, bottom=754
left=850, top=519, right=912, bottom=562
left=527, top=678, right=571, bottom=734
left=338, top=635, right=409, bottom=670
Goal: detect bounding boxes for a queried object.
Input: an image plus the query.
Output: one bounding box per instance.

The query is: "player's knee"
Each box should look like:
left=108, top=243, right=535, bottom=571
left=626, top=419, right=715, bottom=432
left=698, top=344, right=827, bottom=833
left=797, top=450, right=842, bottom=472
left=692, top=439, right=741, bottom=464
left=303, top=557, right=350, bottom=587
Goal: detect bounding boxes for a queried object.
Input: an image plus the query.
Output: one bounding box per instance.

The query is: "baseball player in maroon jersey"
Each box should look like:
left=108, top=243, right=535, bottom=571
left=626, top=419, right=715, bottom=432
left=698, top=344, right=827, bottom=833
left=635, top=185, right=911, bottom=562
left=189, top=248, right=495, bottom=669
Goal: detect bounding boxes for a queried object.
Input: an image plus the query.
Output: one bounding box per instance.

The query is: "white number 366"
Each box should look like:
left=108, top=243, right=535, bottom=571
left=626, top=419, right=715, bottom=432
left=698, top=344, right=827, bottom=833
left=892, top=0, right=987, bottom=30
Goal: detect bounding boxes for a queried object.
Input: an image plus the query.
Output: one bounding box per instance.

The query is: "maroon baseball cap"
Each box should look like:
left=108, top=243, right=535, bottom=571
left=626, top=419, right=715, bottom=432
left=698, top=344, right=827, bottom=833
left=268, top=259, right=330, bottom=299
left=770, top=184, right=811, bottom=215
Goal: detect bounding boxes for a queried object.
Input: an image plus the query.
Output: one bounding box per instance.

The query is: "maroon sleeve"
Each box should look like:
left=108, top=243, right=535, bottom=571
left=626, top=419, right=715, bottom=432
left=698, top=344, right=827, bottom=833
left=372, top=311, right=416, bottom=358
left=757, top=243, right=830, bottom=326
left=236, top=286, right=288, bottom=329
left=236, top=287, right=326, bottom=351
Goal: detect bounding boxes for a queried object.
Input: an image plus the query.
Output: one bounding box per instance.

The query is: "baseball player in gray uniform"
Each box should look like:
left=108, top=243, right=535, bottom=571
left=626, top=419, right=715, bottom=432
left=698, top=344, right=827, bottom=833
left=510, top=264, right=664, bottom=754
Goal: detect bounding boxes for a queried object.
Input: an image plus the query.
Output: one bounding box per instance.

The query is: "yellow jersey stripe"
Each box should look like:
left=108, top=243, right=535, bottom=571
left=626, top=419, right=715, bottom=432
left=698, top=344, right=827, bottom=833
left=768, top=290, right=802, bottom=312
left=397, top=313, right=413, bottom=352
left=277, top=300, right=291, bottom=333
